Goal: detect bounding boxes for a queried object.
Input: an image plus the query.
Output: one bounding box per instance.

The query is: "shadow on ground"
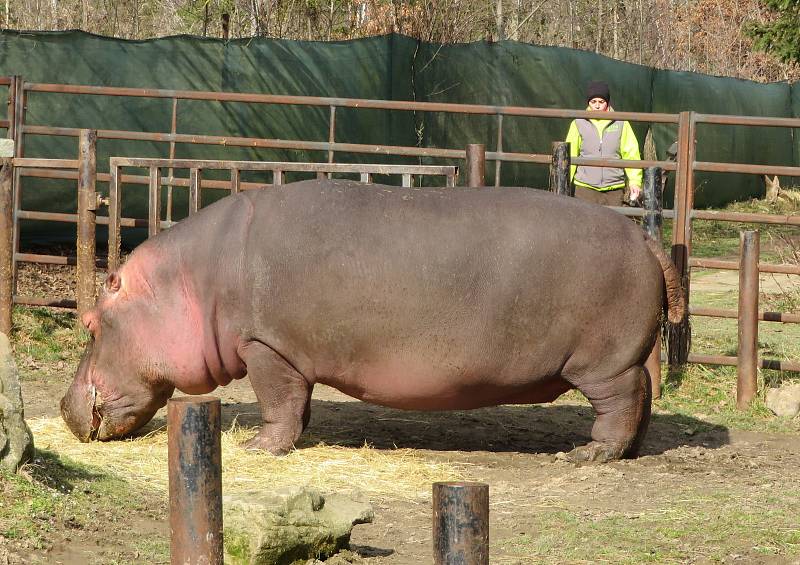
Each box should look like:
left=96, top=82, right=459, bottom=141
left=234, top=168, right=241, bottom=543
left=180, top=399, right=731, bottom=457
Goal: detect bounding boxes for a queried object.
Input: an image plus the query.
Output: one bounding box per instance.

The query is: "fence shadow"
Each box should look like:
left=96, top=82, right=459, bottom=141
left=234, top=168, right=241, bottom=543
left=208, top=399, right=729, bottom=457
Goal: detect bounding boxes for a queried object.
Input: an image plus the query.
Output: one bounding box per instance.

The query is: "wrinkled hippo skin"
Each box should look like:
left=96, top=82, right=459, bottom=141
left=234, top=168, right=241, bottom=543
left=61, top=180, right=686, bottom=462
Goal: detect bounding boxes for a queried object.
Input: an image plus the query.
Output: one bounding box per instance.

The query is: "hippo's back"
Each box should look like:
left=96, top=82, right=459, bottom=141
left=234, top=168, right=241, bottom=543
left=227, top=181, right=661, bottom=402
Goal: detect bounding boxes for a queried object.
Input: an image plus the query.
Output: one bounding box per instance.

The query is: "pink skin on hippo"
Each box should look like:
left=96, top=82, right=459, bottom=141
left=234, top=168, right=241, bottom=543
left=61, top=180, right=687, bottom=462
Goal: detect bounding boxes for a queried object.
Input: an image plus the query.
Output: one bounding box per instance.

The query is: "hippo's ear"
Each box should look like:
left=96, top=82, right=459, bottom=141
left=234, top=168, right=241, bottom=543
left=105, top=272, right=121, bottom=293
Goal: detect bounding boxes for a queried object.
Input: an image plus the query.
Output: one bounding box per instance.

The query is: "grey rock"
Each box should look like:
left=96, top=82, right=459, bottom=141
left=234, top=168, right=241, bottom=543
left=765, top=383, right=800, bottom=418
left=224, top=487, right=373, bottom=565
left=0, top=332, right=33, bottom=472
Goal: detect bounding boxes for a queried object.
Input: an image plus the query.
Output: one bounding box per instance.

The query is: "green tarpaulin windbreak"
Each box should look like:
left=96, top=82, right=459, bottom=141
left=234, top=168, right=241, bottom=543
left=0, top=30, right=796, bottom=243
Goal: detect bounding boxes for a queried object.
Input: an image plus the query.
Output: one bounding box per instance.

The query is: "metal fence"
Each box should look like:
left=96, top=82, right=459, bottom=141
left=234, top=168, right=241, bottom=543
left=0, top=77, right=799, bottom=386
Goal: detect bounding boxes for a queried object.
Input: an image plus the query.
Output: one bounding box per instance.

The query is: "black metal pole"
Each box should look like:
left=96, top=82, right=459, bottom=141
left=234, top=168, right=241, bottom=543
left=433, top=482, right=489, bottom=565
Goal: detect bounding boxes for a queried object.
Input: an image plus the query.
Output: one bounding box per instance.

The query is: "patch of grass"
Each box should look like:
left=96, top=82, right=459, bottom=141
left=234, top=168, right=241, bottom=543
left=495, top=486, right=800, bottom=564
left=0, top=450, right=167, bottom=563
left=11, top=306, right=87, bottom=379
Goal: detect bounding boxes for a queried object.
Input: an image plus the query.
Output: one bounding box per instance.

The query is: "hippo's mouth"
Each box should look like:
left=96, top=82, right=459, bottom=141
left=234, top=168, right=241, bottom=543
left=89, top=385, right=103, bottom=441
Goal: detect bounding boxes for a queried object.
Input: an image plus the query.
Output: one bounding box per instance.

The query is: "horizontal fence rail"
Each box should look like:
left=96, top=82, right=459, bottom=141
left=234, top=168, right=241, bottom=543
left=106, top=157, right=459, bottom=273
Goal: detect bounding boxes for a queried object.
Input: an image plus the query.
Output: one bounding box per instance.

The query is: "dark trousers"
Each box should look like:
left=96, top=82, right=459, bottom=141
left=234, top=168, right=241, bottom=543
left=574, top=185, right=624, bottom=206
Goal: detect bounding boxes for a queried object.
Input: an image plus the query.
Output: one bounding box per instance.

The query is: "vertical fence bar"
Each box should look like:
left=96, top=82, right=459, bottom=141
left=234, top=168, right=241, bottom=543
left=327, top=105, right=336, bottom=168
left=167, top=97, right=178, bottom=223
left=549, top=141, right=572, bottom=196
left=108, top=165, right=122, bottom=272
left=402, top=173, right=412, bottom=187
left=465, top=144, right=485, bottom=187
left=148, top=167, right=161, bottom=238
left=230, top=168, right=240, bottom=194
left=737, top=230, right=759, bottom=409
left=433, top=482, right=489, bottom=565
left=76, top=130, right=97, bottom=318
left=168, top=397, right=223, bottom=565
left=6, top=76, right=17, bottom=141
left=273, top=169, right=283, bottom=186
left=359, top=172, right=370, bottom=183
left=0, top=157, right=13, bottom=335
left=643, top=166, right=663, bottom=398
left=11, top=78, right=25, bottom=287
left=494, top=114, right=503, bottom=188
left=189, top=168, right=201, bottom=214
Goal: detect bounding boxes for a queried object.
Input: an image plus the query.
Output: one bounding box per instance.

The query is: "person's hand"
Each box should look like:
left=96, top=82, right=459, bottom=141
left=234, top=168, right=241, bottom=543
left=629, top=185, right=641, bottom=201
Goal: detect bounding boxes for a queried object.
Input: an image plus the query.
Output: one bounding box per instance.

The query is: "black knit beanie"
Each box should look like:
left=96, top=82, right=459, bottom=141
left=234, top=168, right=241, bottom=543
left=585, top=80, right=611, bottom=104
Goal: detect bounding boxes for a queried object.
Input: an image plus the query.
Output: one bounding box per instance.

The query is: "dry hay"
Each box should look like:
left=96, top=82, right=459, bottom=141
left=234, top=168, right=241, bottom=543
left=28, top=417, right=469, bottom=502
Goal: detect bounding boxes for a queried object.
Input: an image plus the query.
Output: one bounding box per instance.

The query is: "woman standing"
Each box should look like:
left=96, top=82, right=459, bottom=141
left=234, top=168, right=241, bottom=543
left=565, top=80, right=642, bottom=206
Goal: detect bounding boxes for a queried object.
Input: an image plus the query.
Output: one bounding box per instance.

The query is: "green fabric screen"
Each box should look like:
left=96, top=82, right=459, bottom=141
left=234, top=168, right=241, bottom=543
left=0, top=30, right=797, bottom=242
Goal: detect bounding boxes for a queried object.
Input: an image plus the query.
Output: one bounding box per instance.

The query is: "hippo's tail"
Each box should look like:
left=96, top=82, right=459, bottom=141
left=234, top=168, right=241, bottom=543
left=645, top=236, right=691, bottom=367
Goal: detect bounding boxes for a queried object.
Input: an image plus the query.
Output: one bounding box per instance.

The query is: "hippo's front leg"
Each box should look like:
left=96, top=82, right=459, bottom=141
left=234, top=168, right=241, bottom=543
left=238, top=341, right=312, bottom=455
left=567, top=365, right=651, bottom=463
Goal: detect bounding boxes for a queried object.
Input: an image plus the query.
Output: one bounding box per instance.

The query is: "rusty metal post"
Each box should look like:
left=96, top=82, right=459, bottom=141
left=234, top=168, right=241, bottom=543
left=0, top=157, right=13, bottom=335
left=494, top=114, right=503, bottom=188
left=643, top=166, right=663, bottom=398
left=550, top=141, right=572, bottom=196
left=433, top=482, right=489, bottom=565
left=166, top=97, right=178, bottom=224
left=148, top=166, right=162, bottom=238
left=230, top=168, right=240, bottom=193
left=465, top=144, right=485, bottom=187
left=737, top=230, right=759, bottom=409
left=168, top=397, right=223, bottom=565
left=76, top=130, right=97, bottom=318
left=11, top=77, right=25, bottom=287
left=189, top=168, right=201, bottom=214
left=108, top=165, right=122, bottom=272
left=328, top=105, right=336, bottom=166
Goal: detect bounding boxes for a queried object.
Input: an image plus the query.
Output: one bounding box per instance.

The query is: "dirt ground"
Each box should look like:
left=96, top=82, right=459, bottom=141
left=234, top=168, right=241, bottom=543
left=17, top=373, right=800, bottom=565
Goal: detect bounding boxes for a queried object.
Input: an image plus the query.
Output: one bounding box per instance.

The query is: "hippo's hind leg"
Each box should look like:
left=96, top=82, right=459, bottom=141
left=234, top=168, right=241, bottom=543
left=238, top=341, right=312, bottom=455
left=567, top=365, right=651, bottom=463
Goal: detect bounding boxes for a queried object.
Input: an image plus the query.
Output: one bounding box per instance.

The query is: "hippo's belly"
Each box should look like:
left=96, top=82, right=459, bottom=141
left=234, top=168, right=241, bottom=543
left=317, top=358, right=573, bottom=410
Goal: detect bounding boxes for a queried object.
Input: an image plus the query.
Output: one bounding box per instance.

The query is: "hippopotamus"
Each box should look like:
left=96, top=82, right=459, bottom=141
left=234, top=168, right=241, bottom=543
left=61, top=179, right=686, bottom=462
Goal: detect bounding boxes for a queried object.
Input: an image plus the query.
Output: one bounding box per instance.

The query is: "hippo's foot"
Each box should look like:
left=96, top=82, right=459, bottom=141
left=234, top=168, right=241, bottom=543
left=564, top=441, right=627, bottom=463
left=241, top=429, right=296, bottom=456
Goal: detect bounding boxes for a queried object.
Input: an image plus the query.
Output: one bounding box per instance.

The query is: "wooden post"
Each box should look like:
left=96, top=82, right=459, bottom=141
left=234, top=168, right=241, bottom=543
left=465, top=144, right=486, bottom=187
left=0, top=154, right=13, bottom=335
left=737, top=230, right=759, bottom=409
left=76, top=130, right=97, bottom=319
left=549, top=142, right=572, bottom=196
left=643, top=167, right=663, bottom=399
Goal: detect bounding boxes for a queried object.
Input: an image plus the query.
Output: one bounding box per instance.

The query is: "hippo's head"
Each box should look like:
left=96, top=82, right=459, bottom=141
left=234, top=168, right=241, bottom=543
left=61, top=256, right=195, bottom=442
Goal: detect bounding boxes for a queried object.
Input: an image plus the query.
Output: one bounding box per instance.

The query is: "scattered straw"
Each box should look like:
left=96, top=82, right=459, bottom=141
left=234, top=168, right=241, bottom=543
left=29, top=417, right=467, bottom=501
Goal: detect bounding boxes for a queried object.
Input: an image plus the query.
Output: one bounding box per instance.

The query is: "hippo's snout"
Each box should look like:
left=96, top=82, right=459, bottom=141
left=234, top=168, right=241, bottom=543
left=60, top=383, right=102, bottom=442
